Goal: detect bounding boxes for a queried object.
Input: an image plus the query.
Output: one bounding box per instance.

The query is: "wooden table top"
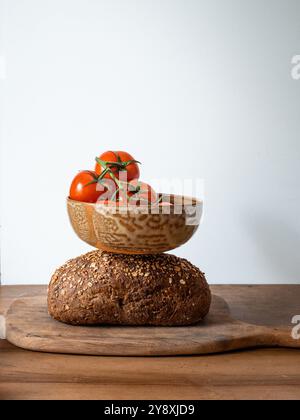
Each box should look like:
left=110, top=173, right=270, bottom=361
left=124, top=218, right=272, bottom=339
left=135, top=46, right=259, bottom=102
left=1, top=285, right=300, bottom=400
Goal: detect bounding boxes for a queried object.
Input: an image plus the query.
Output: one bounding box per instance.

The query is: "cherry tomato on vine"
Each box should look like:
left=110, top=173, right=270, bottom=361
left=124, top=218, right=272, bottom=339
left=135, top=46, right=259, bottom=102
left=126, top=180, right=157, bottom=204
left=69, top=170, right=111, bottom=203
left=95, top=151, right=140, bottom=182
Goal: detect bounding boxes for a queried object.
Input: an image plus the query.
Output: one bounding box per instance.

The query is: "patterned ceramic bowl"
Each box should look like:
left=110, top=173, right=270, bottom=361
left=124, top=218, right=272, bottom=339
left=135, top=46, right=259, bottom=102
left=67, top=194, right=203, bottom=254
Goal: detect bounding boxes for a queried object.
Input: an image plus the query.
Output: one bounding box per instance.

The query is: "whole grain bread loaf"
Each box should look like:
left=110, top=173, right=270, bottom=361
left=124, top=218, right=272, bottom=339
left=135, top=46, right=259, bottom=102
left=48, top=251, right=211, bottom=326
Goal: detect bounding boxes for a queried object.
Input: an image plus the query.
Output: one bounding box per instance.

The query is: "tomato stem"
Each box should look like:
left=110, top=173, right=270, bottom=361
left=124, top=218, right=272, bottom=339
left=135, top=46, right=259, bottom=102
left=95, top=156, right=142, bottom=201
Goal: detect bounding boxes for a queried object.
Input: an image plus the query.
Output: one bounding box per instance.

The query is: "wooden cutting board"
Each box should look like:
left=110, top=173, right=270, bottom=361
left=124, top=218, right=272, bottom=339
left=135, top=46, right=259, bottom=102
left=4, top=294, right=300, bottom=356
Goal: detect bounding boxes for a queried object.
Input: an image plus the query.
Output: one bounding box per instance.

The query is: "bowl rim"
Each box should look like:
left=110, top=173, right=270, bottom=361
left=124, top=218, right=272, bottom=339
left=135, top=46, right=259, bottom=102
left=67, top=193, right=203, bottom=208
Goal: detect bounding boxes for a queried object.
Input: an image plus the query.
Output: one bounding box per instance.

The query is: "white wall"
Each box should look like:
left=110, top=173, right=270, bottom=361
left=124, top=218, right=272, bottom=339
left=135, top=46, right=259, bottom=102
left=1, top=0, right=300, bottom=285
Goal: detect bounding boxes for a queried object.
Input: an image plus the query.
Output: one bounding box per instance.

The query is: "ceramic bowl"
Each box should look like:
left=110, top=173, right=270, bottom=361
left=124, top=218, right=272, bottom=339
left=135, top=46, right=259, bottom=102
left=67, top=194, right=203, bottom=254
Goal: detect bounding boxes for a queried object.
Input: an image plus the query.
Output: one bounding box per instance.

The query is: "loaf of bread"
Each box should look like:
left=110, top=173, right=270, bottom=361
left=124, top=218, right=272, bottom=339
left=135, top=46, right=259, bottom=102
left=48, top=251, right=211, bottom=326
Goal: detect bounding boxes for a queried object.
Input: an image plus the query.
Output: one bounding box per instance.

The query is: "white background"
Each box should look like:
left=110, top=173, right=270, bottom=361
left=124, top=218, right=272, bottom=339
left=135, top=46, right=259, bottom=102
left=1, top=0, right=300, bottom=285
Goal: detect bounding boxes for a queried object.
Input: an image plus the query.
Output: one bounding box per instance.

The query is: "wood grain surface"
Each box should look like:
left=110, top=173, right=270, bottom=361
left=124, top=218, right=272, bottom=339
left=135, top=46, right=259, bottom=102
left=1, top=339, right=300, bottom=400
left=1, top=285, right=300, bottom=400
left=5, top=293, right=300, bottom=356
left=0, top=285, right=45, bottom=317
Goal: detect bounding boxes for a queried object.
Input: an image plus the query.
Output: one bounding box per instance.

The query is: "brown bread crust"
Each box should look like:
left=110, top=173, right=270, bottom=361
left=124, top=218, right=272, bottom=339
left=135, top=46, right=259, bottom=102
left=48, top=251, right=211, bottom=326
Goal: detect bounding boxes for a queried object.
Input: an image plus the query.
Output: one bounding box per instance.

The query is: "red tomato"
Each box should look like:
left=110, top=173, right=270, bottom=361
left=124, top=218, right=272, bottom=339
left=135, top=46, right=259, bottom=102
left=95, top=151, right=140, bottom=182
left=126, top=180, right=157, bottom=204
left=69, top=170, right=111, bottom=203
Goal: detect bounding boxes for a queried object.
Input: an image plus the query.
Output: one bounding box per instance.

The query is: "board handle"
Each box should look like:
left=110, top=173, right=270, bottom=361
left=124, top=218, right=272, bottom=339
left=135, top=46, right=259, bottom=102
left=228, top=321, right=300, bottom=352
